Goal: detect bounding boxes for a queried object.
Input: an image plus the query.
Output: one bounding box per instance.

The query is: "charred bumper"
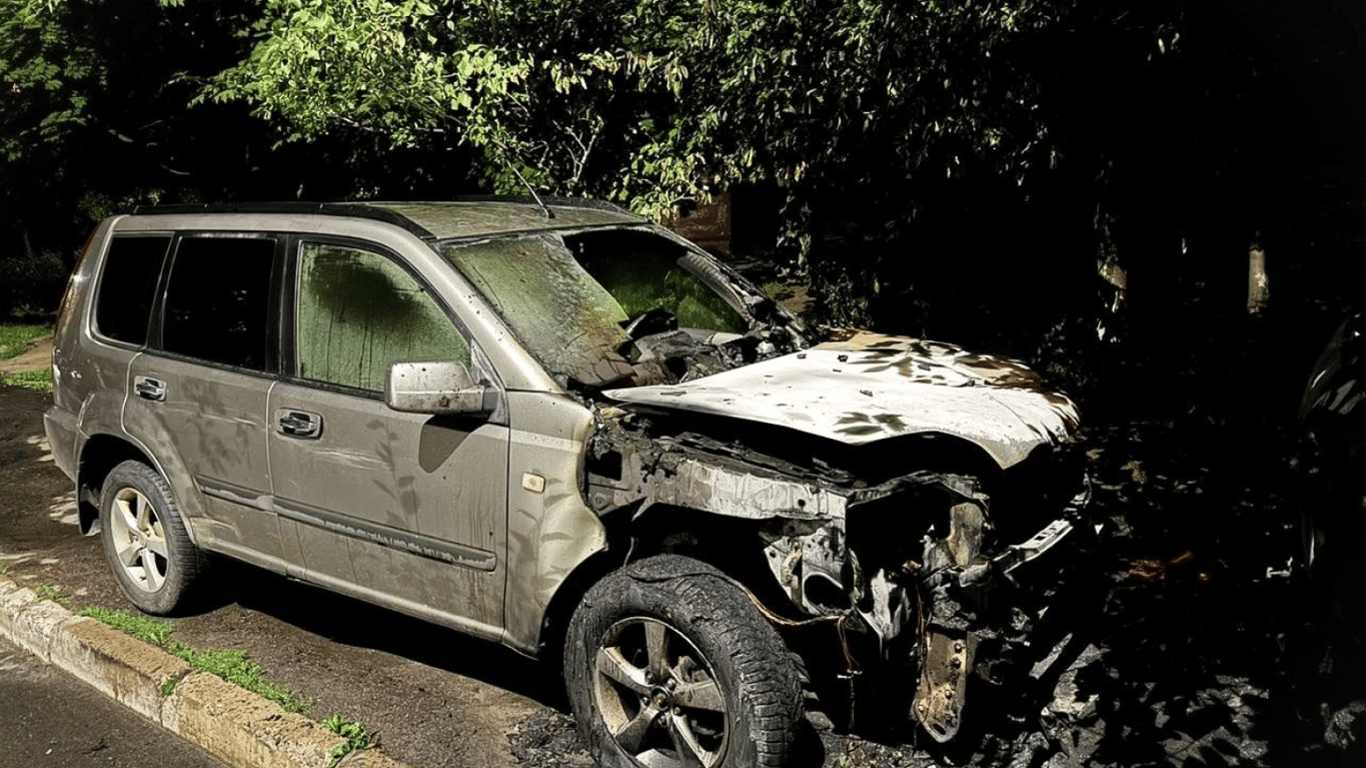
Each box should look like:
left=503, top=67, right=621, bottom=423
left=756, top=466, right=1092, bottom=742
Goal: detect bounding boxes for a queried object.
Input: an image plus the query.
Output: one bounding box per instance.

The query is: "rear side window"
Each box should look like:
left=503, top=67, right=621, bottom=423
left=94, top=236, right=172, bottom=345
left=161, top=236, right=277, bottom=371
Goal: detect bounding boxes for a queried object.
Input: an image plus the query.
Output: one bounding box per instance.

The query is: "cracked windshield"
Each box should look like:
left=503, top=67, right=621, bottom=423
left=442, top=229, right=748, bottom=388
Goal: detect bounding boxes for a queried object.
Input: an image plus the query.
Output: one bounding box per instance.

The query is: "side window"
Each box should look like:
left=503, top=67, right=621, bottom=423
left=296, top=242, right=470, bottom=393
left=161, top=236, right=277, bottom=371
left=94, top=235, right=172, bottom=345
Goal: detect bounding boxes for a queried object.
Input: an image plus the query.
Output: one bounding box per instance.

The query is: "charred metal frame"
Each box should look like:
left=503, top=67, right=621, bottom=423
left=585, top=402, right=1091, bottom=742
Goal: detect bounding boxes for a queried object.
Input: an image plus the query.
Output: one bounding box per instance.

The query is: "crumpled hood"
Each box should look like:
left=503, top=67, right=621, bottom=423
left=604, top=331, right=1080, bottom=469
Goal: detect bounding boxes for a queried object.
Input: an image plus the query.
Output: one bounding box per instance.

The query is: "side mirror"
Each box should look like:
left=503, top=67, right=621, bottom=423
left=386, top=361, right=494, bottom=416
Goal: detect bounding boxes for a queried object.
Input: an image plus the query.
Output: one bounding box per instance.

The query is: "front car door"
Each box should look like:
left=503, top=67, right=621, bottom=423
left=267, top=237, right=509, bottom=640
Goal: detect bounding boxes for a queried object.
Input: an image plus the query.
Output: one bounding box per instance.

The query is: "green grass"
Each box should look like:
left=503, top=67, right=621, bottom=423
left=322, top=713, right=374, bottom=764
left=1, top=369, right=53, bottom=393
left=79, top=602, right=365, bottom=757
left=322, top=713, right=375, bottom=766
left=176, top=646, right=305, bottom=712
left=34, top=584, right=72, bottom=607
left=78, top=605, right=176, bottom=645
left=0, top=323, right=49, bottom=360
left=78, top=605, right=306, bottom=712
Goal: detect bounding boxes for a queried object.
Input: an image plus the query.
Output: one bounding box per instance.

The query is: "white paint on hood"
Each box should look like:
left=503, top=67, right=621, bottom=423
left=605, top=331, right=1079, bottom=469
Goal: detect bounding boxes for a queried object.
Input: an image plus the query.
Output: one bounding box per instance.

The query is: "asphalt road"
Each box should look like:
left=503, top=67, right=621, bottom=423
left=0, top=634, right=227, bottom=768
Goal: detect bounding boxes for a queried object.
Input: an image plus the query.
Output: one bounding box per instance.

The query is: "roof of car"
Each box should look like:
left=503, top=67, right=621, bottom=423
left=127, top=198, right=645, bottom=241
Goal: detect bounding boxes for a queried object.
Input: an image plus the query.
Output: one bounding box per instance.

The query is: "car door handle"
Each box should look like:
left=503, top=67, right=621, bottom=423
left=133, top=376, right=167, bottom=402
left=276, top=409, right=323, bottom=439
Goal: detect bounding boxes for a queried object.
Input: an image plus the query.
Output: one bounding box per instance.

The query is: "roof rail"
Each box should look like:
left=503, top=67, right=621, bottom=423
left=443, top=195, right=634, bottom=215
left=126, top=198, right=638, bottom=238
left=126, top=202, right=436, bottom=239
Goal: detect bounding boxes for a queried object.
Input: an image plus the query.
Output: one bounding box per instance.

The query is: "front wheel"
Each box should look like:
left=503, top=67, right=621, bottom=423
left=564, top=555, right=802, bottom=768
left=100, top=460, right=208, bottom=615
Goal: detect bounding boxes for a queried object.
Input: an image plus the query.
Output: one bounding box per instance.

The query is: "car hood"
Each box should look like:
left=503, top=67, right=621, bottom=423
left=604, top=331, right=1080, bottom=469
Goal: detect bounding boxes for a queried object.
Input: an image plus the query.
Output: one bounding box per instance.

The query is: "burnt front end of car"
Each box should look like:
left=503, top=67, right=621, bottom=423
left=753, top=440, right=1091, bottom=742
left=586, top=403, right=1091, bottom=744
left=585, top=333, right=1091, bottom=742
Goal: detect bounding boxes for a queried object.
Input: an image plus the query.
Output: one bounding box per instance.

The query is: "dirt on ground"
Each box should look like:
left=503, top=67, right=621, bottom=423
left=0, top=335, right=53, bottom=375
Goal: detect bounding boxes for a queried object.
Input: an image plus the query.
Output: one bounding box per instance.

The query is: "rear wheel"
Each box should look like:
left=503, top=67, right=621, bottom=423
left=100, top=460, right=207, bottom=615
left=564, top=555, right=802, bottom=768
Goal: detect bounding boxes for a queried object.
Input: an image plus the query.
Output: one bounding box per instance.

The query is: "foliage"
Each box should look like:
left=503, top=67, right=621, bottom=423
left=0, top=0, right=101, bottom=165
left=2, top=369, right=55, bottom=393
left=33, top=584, right=71, bottom=606
left=79, top=604, right=307, bottom=713
left=1, top=0, right=211, bottom=275
left=6, top=0, right=1366, bottom=360
left=322, top=713, right=374, bottom=766
left=1, top=0, right=479, bottom=278
left=0, top=323, right=48, bottom=359
left=206, top=0, right=1075, bottom=234
left=78, top=605, right=177, bottom=645
left=177, top=646, right=306, bottom=713
left=0, top=250, right=67, bottom=318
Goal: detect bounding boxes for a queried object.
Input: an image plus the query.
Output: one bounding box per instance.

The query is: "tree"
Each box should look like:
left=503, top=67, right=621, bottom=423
left=0, top=0, right=490, bottom=316
left=208, top=2, right=1070, bottom=224
left=0, top=0, right=263, bottom=274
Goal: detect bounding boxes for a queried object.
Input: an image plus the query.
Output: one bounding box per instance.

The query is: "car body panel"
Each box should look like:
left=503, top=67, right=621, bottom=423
left=501, top=390, right=607, bottom=655
left=122, top=352, right=282, bottom=568
left=266, top=379, right=509, bottom=636
left=605, top=331, right=1079, bottom=469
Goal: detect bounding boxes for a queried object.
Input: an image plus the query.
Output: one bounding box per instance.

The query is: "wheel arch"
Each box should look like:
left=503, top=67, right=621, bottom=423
left=537, top=547, right=620, bottom=672
left=77, top=434, right=160, bottom=537
left=537, top=504, right=789, bottom=666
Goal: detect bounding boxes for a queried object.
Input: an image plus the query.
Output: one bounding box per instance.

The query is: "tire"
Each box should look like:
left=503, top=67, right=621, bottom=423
left=99, top=460, right=208, bottom=615
left=564, top=555, right=802, bottom=768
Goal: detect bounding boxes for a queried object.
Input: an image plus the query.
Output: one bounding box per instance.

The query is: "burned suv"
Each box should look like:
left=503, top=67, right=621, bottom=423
left=46, top=199, right=1088, bottom=767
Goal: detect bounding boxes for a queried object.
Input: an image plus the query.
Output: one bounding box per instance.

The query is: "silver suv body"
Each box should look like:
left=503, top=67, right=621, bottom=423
left=47, top=200, right=1089, bottom=765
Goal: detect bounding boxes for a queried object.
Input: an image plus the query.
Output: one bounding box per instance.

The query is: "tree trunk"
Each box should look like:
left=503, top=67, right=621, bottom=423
left=21, top=221, right=34, bottom=261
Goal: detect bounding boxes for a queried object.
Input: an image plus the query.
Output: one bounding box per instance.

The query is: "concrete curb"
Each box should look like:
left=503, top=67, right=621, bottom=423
left=0, top=579, right=409, bottom=768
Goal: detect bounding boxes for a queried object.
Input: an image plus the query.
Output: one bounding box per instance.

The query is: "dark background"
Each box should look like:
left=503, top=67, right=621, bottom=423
left=4, top=2, right=1366, bottom=763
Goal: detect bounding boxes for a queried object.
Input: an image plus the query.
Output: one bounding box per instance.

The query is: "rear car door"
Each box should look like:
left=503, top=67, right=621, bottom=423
left=122, top=233, right=285, bottom=571
left=267, top=237, right=509, bottom=639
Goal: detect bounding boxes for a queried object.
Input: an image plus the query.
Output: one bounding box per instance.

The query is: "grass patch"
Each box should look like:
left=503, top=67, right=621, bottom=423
left=0, top=323, right=49, bottom=360
left=79, top=605, right=305, bottom=711
left=176, top=646, right=306, bottom=712
left=1, top=369, right=53, bottom=393
left=322, top=713, right=375, bottom=766
left=160, top=678, right=179, bottom=696
left=34, top=584, right=72, bottom=607
left=78, top=606, right=176, bottom=645
left=0, top=562, right=10, bottom=578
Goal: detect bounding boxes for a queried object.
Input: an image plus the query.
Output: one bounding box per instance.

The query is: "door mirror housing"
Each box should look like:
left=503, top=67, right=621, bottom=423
left=386, top=361, right=494, bottom=416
